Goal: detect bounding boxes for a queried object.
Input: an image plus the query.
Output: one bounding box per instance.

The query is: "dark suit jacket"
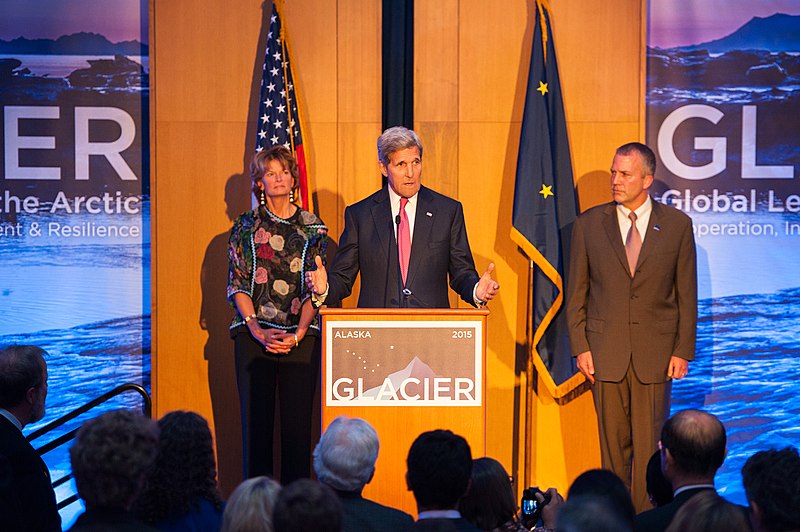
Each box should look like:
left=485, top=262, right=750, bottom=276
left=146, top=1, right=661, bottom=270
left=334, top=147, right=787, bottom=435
left=69, top=508, right=159, bottom=532
left=634, top=487, right=713, bottom=532
left=0, top=415, right=60, bottom=531
left=566, top=200, right=697, bottom=383
left=336, top=489, right=414, bottom=532
left=327, top=186, right=481, bottom=308
left=412, top=517, right=482, bottom=532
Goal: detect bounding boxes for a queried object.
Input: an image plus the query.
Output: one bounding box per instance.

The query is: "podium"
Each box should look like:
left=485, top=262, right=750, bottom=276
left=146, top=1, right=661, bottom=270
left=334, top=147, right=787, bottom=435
left=319, top=308, right=488, bottom=515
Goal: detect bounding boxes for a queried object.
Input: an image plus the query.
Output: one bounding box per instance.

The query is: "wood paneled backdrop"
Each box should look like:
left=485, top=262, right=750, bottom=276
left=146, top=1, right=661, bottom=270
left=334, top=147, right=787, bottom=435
left=152, top=0, right=644, bottom=503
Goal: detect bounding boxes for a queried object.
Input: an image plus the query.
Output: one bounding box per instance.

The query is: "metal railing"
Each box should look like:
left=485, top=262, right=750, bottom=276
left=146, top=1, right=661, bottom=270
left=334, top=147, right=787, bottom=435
left=26, top=383, right=152, bottom=510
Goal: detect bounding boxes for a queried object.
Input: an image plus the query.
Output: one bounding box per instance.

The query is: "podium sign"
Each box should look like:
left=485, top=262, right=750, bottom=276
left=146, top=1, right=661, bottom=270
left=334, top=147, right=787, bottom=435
left=320, top=308, right=487, bottom=515
left=326, top=320, right=482, bottom=407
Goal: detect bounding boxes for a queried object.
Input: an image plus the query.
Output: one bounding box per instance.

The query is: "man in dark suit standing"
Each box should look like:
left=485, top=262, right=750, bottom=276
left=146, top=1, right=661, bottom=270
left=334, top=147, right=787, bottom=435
left=314, top=416, right=413, bottom=532
left=566, top=142, right=697, bottom=512
left=0, top=344, right=60, bottom=532
left=305, top=126, right=499, bottom=308
left=634, top=409, right=732, bottom=532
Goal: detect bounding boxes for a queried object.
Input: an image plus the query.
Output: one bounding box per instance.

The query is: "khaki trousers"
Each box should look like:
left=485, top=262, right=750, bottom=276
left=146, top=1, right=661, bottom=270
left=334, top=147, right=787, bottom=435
left=592, top=362, right=671, bottom=513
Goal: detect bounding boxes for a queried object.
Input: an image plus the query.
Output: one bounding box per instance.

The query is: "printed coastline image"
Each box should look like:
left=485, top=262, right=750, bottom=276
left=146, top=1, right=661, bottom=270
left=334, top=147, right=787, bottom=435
left=1, top=1, right=149, bottom=526
left=647, top=0, right=800, bottom=505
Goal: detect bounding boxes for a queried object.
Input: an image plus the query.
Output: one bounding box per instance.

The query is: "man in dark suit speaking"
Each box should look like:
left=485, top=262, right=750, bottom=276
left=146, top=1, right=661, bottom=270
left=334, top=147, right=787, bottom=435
left=306, top=126, right=499, bottom=308
left=566, top=142, right=697, bottom=513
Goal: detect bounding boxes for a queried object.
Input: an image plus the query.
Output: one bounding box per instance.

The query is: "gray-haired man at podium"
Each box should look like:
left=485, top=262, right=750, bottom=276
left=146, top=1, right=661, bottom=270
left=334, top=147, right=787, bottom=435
left=305, top=126, right=499, bottom=308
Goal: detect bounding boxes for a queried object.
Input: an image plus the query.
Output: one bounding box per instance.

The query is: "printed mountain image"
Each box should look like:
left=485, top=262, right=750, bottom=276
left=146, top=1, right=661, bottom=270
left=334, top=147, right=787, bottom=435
left=0, top=31, right=147, bottom=55
left=67, top=55, right=147, bottom=89
left=646, top=13, right=799, bottom=185
left=677, top=13, right=800, bottom=53
left=0, top=32, right=148, bottom=94
left=648, top=13, right=800, bottom=90
left=361, top=356, right=439, bottom=398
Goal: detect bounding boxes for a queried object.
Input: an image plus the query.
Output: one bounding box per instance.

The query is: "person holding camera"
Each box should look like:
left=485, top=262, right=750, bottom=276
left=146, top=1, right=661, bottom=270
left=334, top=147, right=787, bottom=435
left=458, top=457, right=562, bottom=532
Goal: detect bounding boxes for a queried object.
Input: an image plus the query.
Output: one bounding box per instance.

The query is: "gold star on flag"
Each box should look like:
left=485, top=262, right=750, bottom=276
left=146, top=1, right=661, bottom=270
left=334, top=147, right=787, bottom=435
left=537, top=81, right=548, bottom=95
left=539, top=184, right=554, bottom=198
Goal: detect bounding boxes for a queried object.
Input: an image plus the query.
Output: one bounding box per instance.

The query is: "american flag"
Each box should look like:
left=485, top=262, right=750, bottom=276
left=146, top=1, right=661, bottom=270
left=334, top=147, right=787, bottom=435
left=255, top=2, right=311, bottom=211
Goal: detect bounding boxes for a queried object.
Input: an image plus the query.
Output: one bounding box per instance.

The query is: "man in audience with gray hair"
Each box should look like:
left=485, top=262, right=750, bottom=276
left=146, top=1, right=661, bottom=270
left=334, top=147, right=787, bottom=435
left=314, top=415, right=414, bottom=531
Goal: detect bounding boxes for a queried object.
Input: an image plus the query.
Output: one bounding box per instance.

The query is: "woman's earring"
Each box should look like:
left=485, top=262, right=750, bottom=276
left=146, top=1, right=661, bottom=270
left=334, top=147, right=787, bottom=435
left=289, top=189, right=295, bottom=203
left=258, top=189, right=267, bottom=218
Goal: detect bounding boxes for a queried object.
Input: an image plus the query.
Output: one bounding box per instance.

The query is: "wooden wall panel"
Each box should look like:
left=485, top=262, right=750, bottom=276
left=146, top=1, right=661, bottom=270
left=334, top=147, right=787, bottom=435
left=415, top=0, right=459, bottom=123
left=458, top=0, right=531, bottom=124
left=553, top=0, right=643, bottom=124
left=153, top=0, right=645, bottom=501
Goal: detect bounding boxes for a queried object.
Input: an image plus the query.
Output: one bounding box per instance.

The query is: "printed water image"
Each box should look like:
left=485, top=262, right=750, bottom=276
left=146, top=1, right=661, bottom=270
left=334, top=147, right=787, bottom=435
left=1, top=9, right=150, bottom=528
left=672, top=290, right=800, bottom=505
left=648, top=3, right=800, bottom=506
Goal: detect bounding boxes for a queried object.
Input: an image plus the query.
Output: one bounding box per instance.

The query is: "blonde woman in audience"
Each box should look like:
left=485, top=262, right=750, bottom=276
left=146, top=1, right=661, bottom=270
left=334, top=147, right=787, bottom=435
left=221, top=476, right=281, bottom=532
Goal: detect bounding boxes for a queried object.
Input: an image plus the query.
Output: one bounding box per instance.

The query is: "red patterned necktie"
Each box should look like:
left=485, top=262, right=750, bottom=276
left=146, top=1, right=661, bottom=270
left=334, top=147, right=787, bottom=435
left=626, top=211, right=642, bottom=276
left=398, top=197, right=411, bottom=284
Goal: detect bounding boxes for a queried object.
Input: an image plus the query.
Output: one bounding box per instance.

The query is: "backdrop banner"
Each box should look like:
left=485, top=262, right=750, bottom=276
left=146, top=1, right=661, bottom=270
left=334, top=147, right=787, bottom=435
left=0, top=0, right=149, bottom=524
left=647, top=0, right=800, bottom=504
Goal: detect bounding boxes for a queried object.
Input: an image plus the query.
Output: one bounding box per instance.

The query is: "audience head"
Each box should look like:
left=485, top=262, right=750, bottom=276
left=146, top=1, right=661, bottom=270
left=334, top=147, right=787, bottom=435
left=70, top=409, right=159, bottom=511
left=567, top=468, right=635, bottom=523
left=406, top=429, right=473, bottom=511
left=660, top=409, right=726, bottom=482
left=273, top=479, right=342, bottom=532
left=557, top=494, right=633, bottom=532
left=313, top=416, right=379, bottom=492
left=134, top=410, right=222, bottom=523
left=665, top=490, right=751, bottom=532
left=458, top=457, right=517, bottom=530
left=646, top=450, right=673, bottom=507
left=221, top=476, right=282, bottom=532
left=0, top=344, right=49, bottom=426
left=742, top=446, right=800, bottom=532
left=377, top=126, right=423, bottom=166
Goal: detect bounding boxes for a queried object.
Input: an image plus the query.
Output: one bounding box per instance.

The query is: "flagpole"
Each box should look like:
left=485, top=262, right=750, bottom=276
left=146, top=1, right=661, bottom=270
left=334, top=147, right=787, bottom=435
left=524, top=258, right=535, bottom=489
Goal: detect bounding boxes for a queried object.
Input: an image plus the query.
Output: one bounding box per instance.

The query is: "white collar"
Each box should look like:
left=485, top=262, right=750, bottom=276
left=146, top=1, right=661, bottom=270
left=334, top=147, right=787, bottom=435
left=0, top=408, right=23, bottom=431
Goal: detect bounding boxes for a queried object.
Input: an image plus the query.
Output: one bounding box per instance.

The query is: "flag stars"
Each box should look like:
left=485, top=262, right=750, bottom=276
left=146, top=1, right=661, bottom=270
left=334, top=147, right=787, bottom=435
left=277, top=104, right=286, bottom=114
left=537, top=81, right=548, bottom=95
left=265, top=99, right=273, bottom=108
left=539, top=184, right=554, bottom=198
left=274, top=119, right=282, bottom=128
left=273, top=51, right=281, bottom=61
left=261, top=113, right=269, bottom=124
left=258, top=130, right=267, bottom=139
left=267, top=82, right=275, bottom=93
left=270, top=135, right=279, bottom=145
left=270, top=67, right=279, bottom=77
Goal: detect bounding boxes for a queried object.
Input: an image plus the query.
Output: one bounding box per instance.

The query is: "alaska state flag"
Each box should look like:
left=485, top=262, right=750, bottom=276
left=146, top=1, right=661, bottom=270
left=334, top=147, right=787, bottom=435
left=511, top=0, right=582, bottom=397
left=255, top=2, right=312, bottom=211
